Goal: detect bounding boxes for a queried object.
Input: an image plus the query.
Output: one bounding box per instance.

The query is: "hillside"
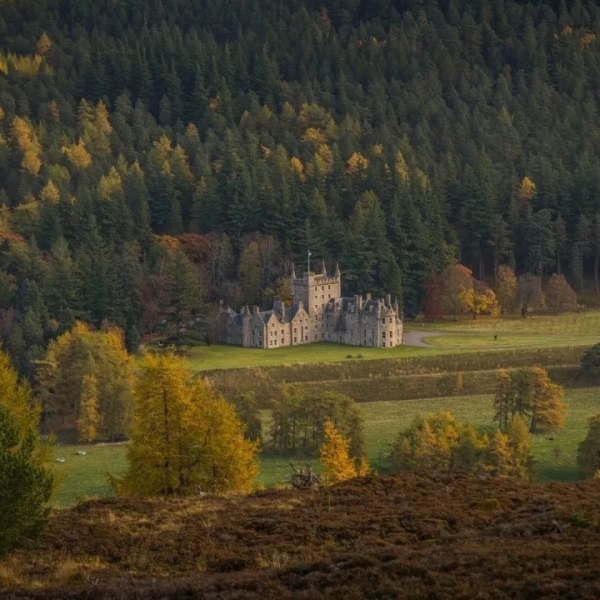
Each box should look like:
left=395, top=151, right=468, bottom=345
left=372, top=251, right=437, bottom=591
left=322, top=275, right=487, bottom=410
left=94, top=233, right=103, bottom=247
left=3, top=1, right=600, bottom=376
left=2, top=473, right=600, bottom=599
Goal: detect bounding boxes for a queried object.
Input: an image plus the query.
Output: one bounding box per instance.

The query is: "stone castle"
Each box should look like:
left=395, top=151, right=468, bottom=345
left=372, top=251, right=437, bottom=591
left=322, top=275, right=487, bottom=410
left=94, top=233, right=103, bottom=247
left=218, top=261, right=403, bottom=349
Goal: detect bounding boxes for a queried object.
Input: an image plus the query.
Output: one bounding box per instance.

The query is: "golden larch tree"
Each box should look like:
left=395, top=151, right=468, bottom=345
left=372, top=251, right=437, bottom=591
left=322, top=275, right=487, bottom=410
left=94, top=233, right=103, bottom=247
left=115, top=352, right=258, bottom=497
left=320, top=420, right=365, bottom=483
left=77, top=373, right=101, bottom=443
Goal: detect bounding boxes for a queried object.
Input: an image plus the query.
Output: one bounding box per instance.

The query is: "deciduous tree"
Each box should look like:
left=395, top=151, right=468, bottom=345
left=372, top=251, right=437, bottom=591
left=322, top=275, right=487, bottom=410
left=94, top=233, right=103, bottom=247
left=115, top=352, right=258, bottom=496
left=37, top=322, right=133, bottom=441
left=320, top=420, right=367, bottom=483
left=544, top=273, right=578, bottom=313
left=494, top=265, right=517, bottom=314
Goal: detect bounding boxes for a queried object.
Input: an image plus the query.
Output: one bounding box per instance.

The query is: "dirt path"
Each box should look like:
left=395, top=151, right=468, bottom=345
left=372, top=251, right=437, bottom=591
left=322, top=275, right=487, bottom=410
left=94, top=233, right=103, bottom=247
left=402, top=330, right=441, bottom=347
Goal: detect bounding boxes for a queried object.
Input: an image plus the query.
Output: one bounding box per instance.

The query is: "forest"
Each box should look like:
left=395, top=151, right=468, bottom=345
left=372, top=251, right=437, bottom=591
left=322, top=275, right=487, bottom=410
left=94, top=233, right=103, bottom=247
left=0, top=0, right=599, bottom=375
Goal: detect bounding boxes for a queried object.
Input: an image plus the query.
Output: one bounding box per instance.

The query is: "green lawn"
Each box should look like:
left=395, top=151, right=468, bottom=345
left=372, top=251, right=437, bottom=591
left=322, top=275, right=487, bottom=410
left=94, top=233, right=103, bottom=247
left=51, top=443, right=128, bottom=507
left=50, top=387, right=600, bottom=506
left=423, top=333, right=598, bottom=348
left=183, top=341, right=445, bottom=372
left=409, top=310, right=600, bottom=336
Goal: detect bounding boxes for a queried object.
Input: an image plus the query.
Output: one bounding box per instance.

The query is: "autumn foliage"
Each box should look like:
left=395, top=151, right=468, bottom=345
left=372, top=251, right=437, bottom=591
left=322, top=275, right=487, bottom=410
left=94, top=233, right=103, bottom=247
left=319, top=420, right=368, bottom=484
left=115, top=352, right=258, bottom=497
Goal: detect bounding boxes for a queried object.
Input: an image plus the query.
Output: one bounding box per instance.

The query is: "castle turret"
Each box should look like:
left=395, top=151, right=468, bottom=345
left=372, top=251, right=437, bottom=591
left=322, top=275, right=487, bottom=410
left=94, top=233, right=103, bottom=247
left=291, top=263, right=296, bottom=280
left=321, top=258, right=327, bottom=275
left=334, top=261, right=341, bottom=278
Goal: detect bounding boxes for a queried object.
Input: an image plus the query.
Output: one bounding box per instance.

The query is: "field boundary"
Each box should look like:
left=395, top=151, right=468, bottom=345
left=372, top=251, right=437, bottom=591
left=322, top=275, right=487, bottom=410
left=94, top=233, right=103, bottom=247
left=203, top=345, right=594, bottom=405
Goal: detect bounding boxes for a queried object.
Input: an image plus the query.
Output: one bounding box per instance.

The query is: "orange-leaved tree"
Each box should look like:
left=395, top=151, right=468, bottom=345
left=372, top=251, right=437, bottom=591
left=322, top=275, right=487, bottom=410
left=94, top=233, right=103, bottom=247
left=114, top=351, right=258, bottom=496
left=320, top=420, right=368, bottom=484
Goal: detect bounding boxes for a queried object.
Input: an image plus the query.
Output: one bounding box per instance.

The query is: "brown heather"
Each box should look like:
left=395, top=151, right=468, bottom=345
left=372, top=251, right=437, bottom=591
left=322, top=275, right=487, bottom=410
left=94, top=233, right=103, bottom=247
left=2, top=473, right=600, bottom=598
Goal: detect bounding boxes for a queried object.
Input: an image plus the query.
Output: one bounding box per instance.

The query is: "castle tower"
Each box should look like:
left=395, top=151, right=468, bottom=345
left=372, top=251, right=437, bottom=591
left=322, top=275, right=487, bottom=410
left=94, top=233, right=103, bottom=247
left=291, top=259, right=341, bottom=317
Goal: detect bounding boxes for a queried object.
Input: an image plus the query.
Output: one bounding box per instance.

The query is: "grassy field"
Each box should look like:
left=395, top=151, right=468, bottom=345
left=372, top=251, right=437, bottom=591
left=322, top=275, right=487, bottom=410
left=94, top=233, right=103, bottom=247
left=164, top=320, right=598, bottom=374
left=50, top=387, right=600, bottom=507
left=423, top=332, right=599, bottom=348
left=411, top=310, right=600, bottom=336
left=183, top=341, right=446, bottom=372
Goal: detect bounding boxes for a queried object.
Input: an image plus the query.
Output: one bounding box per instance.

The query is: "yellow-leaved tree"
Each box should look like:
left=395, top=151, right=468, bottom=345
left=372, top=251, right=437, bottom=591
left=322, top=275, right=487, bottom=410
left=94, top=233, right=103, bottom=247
left=36, top=322, right=133, bottom=441
left=115, top=352, right=258, bottom=497
left=320, top=420, right=368, bottom=484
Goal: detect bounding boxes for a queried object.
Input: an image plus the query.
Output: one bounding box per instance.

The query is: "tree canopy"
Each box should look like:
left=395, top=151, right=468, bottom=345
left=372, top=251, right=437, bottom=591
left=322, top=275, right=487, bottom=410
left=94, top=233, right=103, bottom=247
left=115, top=351, right=258, bottom=496
left=0, top=1, right=599, bottom=370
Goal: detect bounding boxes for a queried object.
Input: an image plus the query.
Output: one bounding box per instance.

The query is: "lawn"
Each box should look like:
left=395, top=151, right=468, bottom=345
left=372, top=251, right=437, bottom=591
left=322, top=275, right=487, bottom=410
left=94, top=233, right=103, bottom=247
left=409, top=310, right=600, bottom=336
left=50, top=387, right=600, bottom=507
left=51, top=443, right=128, bottom=507
left=184, top=341, right=445, bottom=372
left=423, top=333, right=598, bottom=348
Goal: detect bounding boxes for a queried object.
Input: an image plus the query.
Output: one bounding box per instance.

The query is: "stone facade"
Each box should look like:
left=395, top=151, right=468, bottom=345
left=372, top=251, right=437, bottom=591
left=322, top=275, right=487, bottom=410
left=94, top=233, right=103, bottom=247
left=218, top=263, right=403, bottom=349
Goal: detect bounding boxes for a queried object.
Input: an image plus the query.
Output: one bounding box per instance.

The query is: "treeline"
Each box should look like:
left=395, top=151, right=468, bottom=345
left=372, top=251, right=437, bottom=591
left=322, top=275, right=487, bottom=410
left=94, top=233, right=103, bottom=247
left=2, top=1, right=600, bottom=372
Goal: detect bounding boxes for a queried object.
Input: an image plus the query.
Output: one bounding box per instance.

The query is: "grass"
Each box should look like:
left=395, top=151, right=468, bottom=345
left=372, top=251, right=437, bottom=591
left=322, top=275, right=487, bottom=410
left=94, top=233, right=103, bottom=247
left=183, top=341, right=446, bottom=372
left=410, top=310, right=600, bottom=336
left=51, top=443, right=128, bottom=507
left=176, top=311, right=600, bottom=373
left=360, top=388, right=597, bottom=482
left=51, top=387, right=600, bottom=506
left=423, top=333, right=599, bottom=348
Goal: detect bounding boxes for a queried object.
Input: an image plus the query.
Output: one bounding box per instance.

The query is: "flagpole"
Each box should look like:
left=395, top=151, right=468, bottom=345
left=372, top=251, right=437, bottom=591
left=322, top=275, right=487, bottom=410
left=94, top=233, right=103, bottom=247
left=307, top=249, right=311, bottom=274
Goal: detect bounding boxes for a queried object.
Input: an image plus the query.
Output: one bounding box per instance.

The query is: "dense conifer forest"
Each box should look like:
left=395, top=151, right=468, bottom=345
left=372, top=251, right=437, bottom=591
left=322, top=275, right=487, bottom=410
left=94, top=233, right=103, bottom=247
left=0, top=0, right=599, bottom=374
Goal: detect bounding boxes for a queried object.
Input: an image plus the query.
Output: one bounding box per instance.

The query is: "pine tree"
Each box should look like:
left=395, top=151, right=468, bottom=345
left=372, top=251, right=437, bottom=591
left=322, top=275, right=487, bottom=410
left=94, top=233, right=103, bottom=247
left=0, top=348, right=53, bottom=557
left=577, top=414, right=600, bottom=478
left=0, top=405, right=53, bottom=558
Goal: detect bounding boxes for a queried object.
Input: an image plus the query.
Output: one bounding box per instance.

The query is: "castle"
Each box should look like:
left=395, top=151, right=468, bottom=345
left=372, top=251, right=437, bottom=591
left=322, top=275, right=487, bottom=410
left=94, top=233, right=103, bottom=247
left=218, top=261, right=403, bottom=349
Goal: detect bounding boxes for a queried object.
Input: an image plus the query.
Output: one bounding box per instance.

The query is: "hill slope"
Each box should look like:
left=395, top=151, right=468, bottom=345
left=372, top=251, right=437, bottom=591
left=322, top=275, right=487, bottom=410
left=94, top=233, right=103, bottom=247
left=3, top=473, right=600, bottom=598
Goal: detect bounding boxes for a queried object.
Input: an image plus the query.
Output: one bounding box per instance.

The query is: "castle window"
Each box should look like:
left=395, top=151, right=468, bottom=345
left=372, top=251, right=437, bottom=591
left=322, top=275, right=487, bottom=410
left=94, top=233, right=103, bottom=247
left=281, top=330, right=284, bottom=335
left=321, top=286, right=324, bottom=290
left=294, top=328, right=297, bottom=333
left=390, top=331, right=393, bottom=338
left=383, top=342, right=386, bottom=347
left=382, top=331, right=386, bottom=338
left=294, top=337, right=297, bottom=343
left=328, top=285, right=331, bottom=289
left=390, top=343, right=393, bottom=347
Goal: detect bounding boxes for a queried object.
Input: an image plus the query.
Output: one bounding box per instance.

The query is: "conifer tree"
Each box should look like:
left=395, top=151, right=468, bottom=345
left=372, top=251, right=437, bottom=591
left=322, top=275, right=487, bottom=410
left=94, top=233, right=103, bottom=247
left=577, top=413, right=600, bottom=478
left=77, top=373, right=101, bottom=443
left=0, top=349, right=53, bottom=557
left=320, top=420, right=366, bottom=484
left=115, top=352, right=258, bottom=496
